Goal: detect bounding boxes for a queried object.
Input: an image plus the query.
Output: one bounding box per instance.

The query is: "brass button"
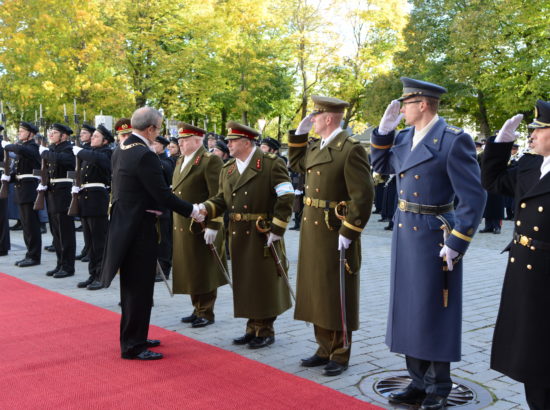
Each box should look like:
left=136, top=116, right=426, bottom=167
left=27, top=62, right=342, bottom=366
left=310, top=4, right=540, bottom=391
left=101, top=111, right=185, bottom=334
left=314, top=221, right=319, bottom=225
left=231, top=205, right=235, bottom=209
left=306, top=185, right=309, bottom=189
left=303, top=217, right=307, bottom=221
left=413, top=192, right=419, bottom=197
left=308, top=170, right=311, bottom=174
left=399, top=190, right=404, bottom=194
left=315, top=188, right=320, bottom=193
left=355, top=219, right=361, bottom=226
left=180, top=228, right=183, bottom=232
left=232, top=193, right=236, bottom=197
left=539, top=206, right=544, bottom=212
left=530, top=246, right=536, bottom=251
left=527, top=264, right=532, bottom=270
left=510, top=257, right=515, bottom=263
left=178, top=191, right=181, bottom=195
left=246, top=230, right=250, bottom=235
left=521, top=203, right=526, bottom=208
left=534, top=226, right=539, bottom=232
left=413, top=226, right=418, bottom=231
left=174, top=227, right=177, bottom=231
left=398, top=223, right=403, bottom=228
left=317, top=171, right=321, bottom=175
left=244, top=191, right=248, bottom=195
left=414, top=175, right=420, bottom=180
left=244, top=205, right=248, bottom=209
left=232, top=231, right=236, bottom=235
left=399, top=173, right=404, bottom=178
left=439, top=243, right=443, bottom=247
left=516, top=221, right=521, bottom=226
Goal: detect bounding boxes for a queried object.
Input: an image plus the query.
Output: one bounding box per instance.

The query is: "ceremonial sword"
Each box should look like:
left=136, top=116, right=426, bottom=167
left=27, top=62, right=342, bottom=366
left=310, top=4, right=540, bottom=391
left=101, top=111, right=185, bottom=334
left=435, top=215, right=463, bottom=308
left=335, top=201, right=350, bottom=349
left=156, top=260, right=173, bottom=297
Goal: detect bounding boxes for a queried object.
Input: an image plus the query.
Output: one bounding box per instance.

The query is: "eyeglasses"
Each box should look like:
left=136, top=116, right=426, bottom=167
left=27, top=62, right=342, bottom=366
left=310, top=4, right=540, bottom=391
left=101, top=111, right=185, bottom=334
left=402, top=100, right=423, bottom=106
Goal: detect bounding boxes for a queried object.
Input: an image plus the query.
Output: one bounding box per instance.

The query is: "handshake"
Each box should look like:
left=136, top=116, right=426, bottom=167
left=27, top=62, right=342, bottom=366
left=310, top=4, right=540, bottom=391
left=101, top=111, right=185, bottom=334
left=190, top=203, right=208, bottom=223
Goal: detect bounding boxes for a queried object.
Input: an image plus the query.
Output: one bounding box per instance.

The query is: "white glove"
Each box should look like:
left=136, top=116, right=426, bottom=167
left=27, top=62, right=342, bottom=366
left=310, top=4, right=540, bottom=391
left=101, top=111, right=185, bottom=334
left=39, top=146, right=49, bottom=154
left=1, top=174, right=10, bottom=182
left=36, top=183, right=48, bottom=191
left=1, top=140, right=8, bottom=148
left=204, top=228, right=218, bottom=245
left=296, top=114, right=314, bottom=135
left=71, top=186, right=80, bottom=194
left=379, top=100, right=404, bottom=135
left=495, top=114, right=524, bottom=143
left=72, top=146, right=83, bottom=156
left=439, top=245, right=460, bottom=271
left=294, top=189, right=303, bottom=196
left=338, top=234, right=352, bottom=251
left=267, top=232, right=282, bottom=247
left=190, top=203, right=205, bottom=222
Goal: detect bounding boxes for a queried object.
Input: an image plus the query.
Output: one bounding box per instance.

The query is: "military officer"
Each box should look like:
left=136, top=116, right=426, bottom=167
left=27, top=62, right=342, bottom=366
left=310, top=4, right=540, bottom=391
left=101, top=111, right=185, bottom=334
left=114, top=118, right=132, bottom=145
left=202, top=121, right=294, bottom=349
left=260, top=137, right=287, bottom=164
left=0, top=126, right=11, bottom=257
left=40, top=123, right=76, bottom=278
left=2, top=122, right=42, bottom=266
left=75, top=123, right=95, bottom=262
left=73, top=124, right=113, bottom=290
left=172, top=122, right=227, bottom=328
left=482, top=100, right=550, bottom=410
left=370, top=78, right=486, bottom=410
left=288, top=96, right=374, bottom=376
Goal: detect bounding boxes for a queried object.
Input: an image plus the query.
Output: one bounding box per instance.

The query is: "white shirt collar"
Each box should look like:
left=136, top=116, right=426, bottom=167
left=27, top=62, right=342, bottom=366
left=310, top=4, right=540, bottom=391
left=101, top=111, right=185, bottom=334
left=540, top=156, right=550, bottom=179
left=132, top=131, right=155, bottom=152
left=320, top=127, right=343, bottom=150
left=181, top=147, right=201, bottom=172
left=411, top=114, right=439, bottom=150
left=236, top=146, right=257, bottom=174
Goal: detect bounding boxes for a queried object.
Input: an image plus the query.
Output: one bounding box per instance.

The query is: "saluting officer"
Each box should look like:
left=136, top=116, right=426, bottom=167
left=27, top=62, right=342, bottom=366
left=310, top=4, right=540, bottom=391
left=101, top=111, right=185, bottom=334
left=75, top=123, right=95, bottom=262
left=202, top=121, right=294, bottom=349
left=73, top=124, right=113, bottom=290
left=482, top=100, right=550, bottom=410
left=172, top=122, right=227, bottom=328
left=370, top=78, right=486, bottom=410
left=288, top=96, right=374, bottom=376
left=40, top=123, right=76, bottom=278
left=2, top=122, right=42, bottom=266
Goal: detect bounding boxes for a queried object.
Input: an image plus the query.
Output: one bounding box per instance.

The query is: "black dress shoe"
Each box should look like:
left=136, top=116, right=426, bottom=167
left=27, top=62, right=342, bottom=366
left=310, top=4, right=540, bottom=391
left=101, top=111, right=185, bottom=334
left=388, top=385, right=426, bottom=405
left=75, top=252, right=86, bottom=260
left=478, top=227, right=492, bottom=233
left=77, top=276, right=94, bottom=288
left=40, top=223, right=47, bottom=234
left=18, top=258, right=40, bottom=267
left=191, top=317, right=214, bottom=328
left=75, top=225, right=83, bottom=232
left=384, top=225, right=393, bottom=231
left=53, top=270, right=74, bottom=278
left=86, top=280, right=103, bottom=290
left=10, top=220, right=22, bottom=231
left=233, top=333, right=255, bottom=345
left=121, top=349, right=163, bottom=360
left=493, top=228, right=501, bottom=234
left=289, top=225, right=300, bottom=230
left=46, top=268, right=60, bottom=277
left=301, top=354, right=329, bottom=367
left=146, top=339, right=161, bottom=348
left=154, top=273, right=163, bottom=282
left=181, top=313, right=197, bottom=323
left=0, top=251, right=7, bottom=256
left=45, top=245, right=55, bottom=252
left=81, top=255, right=90, bottom=263
left=323, top=360, right=348, bottom=376
left=15, top=258, right=28, bottom=266
left=248, top=336, right=275, bottom=349
left=420, top=394, right=447, bottom=410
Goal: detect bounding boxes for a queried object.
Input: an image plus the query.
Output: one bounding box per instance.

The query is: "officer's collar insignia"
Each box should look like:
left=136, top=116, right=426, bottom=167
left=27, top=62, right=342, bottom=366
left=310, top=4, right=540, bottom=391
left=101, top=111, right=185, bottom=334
left=227, top=164, right=236, bottom=175
left=256, top=158, right=261, bottom=170
left=194, top=155, right=201, bottom=166
left=433, top=139, right=438, bottom=144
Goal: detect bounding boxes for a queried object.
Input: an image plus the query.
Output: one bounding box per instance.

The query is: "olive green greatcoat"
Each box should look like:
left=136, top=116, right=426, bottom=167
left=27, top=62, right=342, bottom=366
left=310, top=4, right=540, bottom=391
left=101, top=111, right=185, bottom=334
left=172, top=145, right=228, bottom=295
left=289, top=131, right=374, bottom=331
left=205, top=147, right=294, bottom=319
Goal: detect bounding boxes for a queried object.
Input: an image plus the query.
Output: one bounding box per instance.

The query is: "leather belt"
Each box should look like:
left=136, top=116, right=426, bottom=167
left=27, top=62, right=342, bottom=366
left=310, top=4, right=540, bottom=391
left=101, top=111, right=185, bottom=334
left=16, top=174, right=40, bottom=180
left=303, top=196, right=339, bottom=209
left=229, top=212, right=267, bottom=222
left=50, top=178, right=73, bottom=184
left=513, top=232, right=550, bottom=251
left=81, top=183, right=106, bottom=189
left=398, top=199, right=453, bottom=215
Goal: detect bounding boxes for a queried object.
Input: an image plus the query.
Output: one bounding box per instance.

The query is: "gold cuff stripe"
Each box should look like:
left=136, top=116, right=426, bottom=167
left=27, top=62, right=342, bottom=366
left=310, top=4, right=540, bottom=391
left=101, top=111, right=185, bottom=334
left=287, top=142, right=307, bottom=148
left=451, top=229, right=472, bottom=242
left=211, top=216, right=223, bottom=223
left=272, top=217, right=288, bottom=229
left=344, top=221, right=363, bottom=233
left=371, top=143, right=393, bottom=149
left=204, top=201, right=216, bottom=218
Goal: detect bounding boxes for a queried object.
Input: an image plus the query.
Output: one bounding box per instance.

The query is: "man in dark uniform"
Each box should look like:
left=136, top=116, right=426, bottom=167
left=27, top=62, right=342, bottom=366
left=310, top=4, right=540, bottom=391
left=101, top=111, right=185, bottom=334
left=483, top=100, right=550, bottom=410
left=152, top=135, right=175, bottom=281
left=371, top=78, right=486, bottom=410
left=212, top=140, right=230, bottom=162
left=75, top=123, right=95, bottom=261
left=2, top=122, right=42, bottom=266
left=74, top=124, right=113, bottom=290
left=260, top=137, right=287, bottom=164
left=168, top=137, right=180, bottom=167
left=100, top=107, right=203, bottom=361
left=40, top=123, right=76, bottom=278
left=0, top=125, right=11, bottom=256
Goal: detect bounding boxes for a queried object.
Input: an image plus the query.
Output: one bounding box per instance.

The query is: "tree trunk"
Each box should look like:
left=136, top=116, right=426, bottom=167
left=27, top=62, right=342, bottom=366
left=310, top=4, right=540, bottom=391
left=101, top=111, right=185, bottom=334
left=476, top=90, right=491, bottom=137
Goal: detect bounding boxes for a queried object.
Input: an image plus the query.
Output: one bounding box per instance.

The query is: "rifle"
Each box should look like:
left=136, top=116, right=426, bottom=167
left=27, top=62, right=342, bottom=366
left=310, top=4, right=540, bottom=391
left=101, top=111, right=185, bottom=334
left=0, top=104, right=9, bottom=199
left=67, top=100, right=81, bottom=216
left=33, top=110, right=48, bottom=210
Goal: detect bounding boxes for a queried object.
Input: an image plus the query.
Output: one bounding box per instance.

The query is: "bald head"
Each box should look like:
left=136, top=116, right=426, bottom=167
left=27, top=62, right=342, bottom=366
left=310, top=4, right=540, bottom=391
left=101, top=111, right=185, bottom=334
left=131, top=107, right=163, bottom=132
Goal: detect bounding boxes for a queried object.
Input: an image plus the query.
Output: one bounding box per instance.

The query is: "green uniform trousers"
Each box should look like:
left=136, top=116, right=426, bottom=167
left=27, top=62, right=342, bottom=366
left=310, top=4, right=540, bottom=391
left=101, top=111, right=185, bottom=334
left=246, top=317, right=277, bottom=337
left=314, top=325, right=352, bottom=365
left=190, top=289, right=217, bottom=321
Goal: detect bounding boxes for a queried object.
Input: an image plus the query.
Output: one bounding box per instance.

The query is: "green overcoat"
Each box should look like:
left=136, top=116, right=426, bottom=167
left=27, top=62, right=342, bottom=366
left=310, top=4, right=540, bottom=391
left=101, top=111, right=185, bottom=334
left=289, top=131, right=374, bottom=331
left=172, top=145, right=228, bottom=294
left=205, top=148, right=294, bottom=319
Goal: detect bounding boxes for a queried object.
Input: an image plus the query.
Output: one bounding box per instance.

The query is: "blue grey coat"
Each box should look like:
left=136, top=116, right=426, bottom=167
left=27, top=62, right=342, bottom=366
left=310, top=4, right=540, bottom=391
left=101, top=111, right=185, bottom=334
left=371, top=118, right=486, bottom=362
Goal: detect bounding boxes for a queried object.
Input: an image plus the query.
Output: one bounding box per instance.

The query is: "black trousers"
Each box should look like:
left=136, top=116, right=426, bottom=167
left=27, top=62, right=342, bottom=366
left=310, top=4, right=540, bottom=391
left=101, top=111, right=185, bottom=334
left=19, top=203, right=41, bottom=261
left=406, top=355, right=452, bottom=397
left=81, top=215, right=108, bottom=280
left=120, top=216, right=157, bottom=356
left=80, top=217, right=91, bottom=257
left=0, top=198, right=10, bottom=253
left=157, top=213, right=172, bottom=277
left=50, top=212, right=76, bottom=273
left=525, top=384, right=550, bottom=410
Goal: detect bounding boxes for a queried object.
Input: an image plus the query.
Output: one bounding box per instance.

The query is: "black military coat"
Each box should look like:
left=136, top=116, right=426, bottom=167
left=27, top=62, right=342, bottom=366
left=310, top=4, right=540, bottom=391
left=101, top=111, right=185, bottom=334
left=76, top=146, right=112, bottom=217
left=157, top=152, right=175, bottom=215
left=41, top=140, right=75, bottom=214
left=4, top=140, right=41, bottom=204
left=100, top=134, right=193, bottom=287
left=482, top=139, right=550, bottom=385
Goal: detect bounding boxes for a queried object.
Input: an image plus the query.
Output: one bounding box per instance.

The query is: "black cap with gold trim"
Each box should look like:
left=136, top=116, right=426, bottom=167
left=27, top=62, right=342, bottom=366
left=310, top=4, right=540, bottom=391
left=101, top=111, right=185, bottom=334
left=311, top=95, right=349, bottom=114
left=398, top=77, right=447, bottom=101
left=177, top=122, right=206, bottom=139
left=226, top=121, right=260, bottom=141
left=528, top=100, right=550, bottom=129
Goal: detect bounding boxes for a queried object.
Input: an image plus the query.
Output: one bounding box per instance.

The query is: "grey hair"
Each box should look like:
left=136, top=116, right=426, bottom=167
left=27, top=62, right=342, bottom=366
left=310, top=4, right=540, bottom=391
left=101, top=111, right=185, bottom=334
left=131, top=107, right=163, bottom=131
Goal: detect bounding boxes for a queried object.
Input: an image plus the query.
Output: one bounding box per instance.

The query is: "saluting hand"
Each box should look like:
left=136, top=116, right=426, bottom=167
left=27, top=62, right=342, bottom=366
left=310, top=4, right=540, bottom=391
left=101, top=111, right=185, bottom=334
left=296, top=114, right=314, bottom=135
left=495, top=114, right=524, bottom=143
left=378, top=100, right=403, bottom=135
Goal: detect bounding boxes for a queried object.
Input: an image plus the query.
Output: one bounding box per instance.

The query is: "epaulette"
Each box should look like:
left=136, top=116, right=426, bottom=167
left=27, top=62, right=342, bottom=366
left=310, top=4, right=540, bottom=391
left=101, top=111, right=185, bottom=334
left=265, top=153, right=277, bottom=159
left=446, top=125, right=462, bottom=134
left=347, top=136, right=359, bottom=144
left=223, top=158, right=236, bottom=168
left=203, top=152, right=212, bottom=157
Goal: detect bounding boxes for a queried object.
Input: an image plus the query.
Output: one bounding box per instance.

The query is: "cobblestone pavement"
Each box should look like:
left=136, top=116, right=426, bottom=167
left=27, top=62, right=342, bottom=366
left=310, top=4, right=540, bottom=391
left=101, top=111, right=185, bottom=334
left=2, top=216, right=527, bottom=409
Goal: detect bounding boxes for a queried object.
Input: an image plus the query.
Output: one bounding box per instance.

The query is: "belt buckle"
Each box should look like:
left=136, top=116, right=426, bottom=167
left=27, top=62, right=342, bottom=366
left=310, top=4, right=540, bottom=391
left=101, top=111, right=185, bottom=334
left=305, top=197, right=312, bottom=206
left=399, top=201, right=406, bottom=211
left=519, top=235, right=530, bottom=247
left=234, top=213, right=242, bottom=222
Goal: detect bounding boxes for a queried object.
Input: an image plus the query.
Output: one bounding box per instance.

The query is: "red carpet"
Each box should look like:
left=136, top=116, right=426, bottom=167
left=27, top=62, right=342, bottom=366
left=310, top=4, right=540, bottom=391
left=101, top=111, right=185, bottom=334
left=0, top=273, right=379, bottom=409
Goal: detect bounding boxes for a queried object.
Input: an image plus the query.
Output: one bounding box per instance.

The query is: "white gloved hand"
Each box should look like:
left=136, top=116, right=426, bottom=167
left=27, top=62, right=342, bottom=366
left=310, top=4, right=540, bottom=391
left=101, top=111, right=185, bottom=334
left=204, top=228, right=218, bottom=245
left=294, top=189, right=303, bottom=196
left=267, top=232, right=282, bottom=247
left=1, top=174, right=10, bottom=182
left=71, top=186, right=80, bottom=194
left=439, top=245, right=460, bottom=271
left=495, top=114, right=524, bottom=143
left=36, top=183, right=48, bottom=191
left=1, top=140, right=9, bottom=148
left=296, top=114, right=314, bottom=135
left=72, top=146, right=83, bottom=156
left=39, top=146, right=49, bottom=154
left=338, top=234, right=352, bottom=251
left=379, top=100, right=404, bottom=135
left=190, top=203, right=205, bottom=222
